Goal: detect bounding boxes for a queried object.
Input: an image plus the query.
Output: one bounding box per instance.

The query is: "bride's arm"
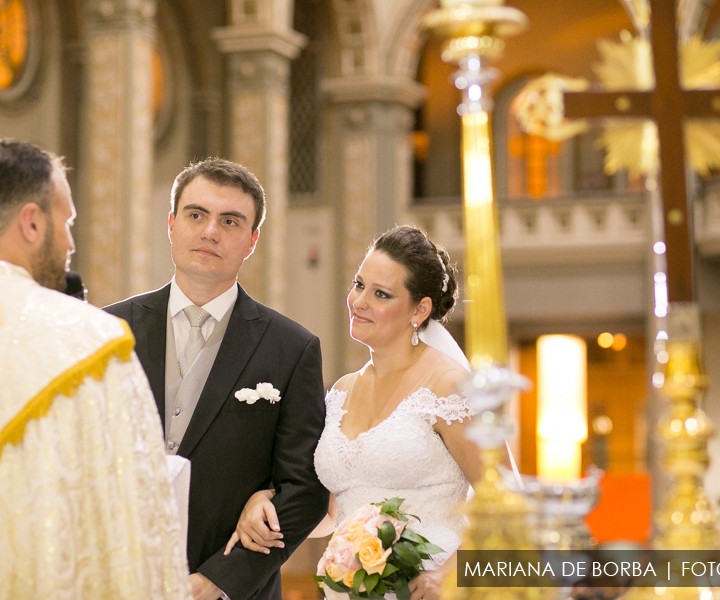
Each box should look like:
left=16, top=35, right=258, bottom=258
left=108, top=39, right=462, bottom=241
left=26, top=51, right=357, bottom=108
left=307, top=493, right=338, bottom=538
left=405, top=412, right=479, bottom=600
left=432, top=369, right=483, bottom=487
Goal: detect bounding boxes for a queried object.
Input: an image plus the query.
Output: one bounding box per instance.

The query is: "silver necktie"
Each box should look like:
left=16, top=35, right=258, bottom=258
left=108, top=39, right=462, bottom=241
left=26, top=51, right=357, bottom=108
left=178, top=305, right=211, bottom=377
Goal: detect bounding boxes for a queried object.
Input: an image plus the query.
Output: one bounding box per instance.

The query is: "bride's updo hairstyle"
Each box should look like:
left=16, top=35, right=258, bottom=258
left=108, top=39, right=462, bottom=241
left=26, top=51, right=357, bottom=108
left=369, top=225, right=458, bottom=326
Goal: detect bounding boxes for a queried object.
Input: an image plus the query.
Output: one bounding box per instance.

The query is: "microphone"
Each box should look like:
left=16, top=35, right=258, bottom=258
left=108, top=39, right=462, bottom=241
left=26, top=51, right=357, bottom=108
left=64, top=271, right=88, bottom=301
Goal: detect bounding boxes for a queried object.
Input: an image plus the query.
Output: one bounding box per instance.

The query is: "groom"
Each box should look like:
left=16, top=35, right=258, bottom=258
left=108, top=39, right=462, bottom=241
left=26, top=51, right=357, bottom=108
left=105, top=157, right=328, bottom=600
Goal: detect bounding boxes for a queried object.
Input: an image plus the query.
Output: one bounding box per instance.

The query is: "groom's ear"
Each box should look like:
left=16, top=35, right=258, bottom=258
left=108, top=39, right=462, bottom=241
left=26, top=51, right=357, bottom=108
left=414, top=296, right=432, bottom=325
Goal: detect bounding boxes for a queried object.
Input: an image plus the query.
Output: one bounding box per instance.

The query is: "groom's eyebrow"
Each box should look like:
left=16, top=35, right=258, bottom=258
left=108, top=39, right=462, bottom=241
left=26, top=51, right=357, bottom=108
left=183, top=204, right=209, bottom=214
left=220, top=210, right=248, bottom=222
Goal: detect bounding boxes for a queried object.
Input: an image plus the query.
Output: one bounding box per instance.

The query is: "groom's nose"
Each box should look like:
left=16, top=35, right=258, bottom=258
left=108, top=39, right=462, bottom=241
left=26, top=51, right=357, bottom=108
left=201, top=219, right=221, bottom=242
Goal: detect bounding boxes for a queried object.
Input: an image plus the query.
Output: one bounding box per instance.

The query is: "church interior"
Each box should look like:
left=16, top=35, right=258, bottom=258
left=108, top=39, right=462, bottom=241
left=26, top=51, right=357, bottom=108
left=3, top=0, right=720, bottom=597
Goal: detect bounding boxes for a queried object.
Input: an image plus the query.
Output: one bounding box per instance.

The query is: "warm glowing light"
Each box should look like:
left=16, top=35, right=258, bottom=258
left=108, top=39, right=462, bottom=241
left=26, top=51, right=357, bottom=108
left=653, top=241, right=666, bottom=254
left=652, top=372, right=665, bottom=388
left=611, top=333, right=627, bottom=351
left=537, top=439, right=582, bottom=482
left=592, top=414, right=613, bottom=435
left=597, top=332, right=614, bottom=349
left=537, top=335, right=587, bottom=481
left=151, top=46, right=164, bottom=119
left=463, top=112, right=493, bottom=207
left=654, top=271, right=668, bottom=318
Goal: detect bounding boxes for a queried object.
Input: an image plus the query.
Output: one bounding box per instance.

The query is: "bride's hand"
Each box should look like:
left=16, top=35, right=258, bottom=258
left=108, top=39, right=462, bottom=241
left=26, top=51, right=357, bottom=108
left=408, top=567, right=445, bottom=600
left=223, top=489, right=284, bottom=555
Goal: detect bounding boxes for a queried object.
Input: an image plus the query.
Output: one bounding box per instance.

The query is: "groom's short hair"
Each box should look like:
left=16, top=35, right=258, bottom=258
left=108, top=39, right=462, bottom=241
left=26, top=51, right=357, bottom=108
left=170, top=157, right=267, bottom=232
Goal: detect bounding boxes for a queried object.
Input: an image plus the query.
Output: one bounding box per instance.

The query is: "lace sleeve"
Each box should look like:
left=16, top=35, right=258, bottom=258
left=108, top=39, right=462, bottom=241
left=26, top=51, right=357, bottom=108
left=429, top=393, right=476, bottom=426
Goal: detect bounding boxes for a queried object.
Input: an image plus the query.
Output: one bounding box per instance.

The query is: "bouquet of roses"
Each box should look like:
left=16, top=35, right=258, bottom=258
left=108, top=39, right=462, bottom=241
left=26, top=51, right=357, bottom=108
left=314, top=497, right=443, bottom=600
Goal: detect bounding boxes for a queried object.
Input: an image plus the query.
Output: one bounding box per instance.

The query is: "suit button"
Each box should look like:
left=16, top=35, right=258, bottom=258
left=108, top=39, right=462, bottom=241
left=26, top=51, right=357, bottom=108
left=174, top=407, right=182, bottom=416
left=168, top=441, right=177, bottom=450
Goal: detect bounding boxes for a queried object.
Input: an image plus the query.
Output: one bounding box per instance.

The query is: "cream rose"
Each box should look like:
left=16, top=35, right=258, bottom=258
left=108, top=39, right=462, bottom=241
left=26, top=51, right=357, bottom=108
left=356, top=533, right=392, bottom=575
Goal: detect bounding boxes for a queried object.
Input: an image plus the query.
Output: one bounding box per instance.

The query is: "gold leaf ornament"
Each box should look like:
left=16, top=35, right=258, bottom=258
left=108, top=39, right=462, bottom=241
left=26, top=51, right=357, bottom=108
left=513, top=73, right=590, bottom=141
left=594, top=32, right=720, bottom=176
left=517, top=25, right=720, bottom=177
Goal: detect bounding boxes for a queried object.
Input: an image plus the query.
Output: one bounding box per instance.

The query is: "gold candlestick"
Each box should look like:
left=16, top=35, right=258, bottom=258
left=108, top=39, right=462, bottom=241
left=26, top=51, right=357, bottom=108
left=423, top=0, right=526, bottom=367
left=623, top=303, right=719, bottom=600
left=422, top=5, right=539, bottom=600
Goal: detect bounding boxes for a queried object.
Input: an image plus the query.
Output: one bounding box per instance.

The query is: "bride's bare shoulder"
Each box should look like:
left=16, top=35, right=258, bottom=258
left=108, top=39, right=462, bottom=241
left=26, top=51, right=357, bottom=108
left=331, top=365, right=369, bottom=393
left=420, top=348, right=469, bottom=397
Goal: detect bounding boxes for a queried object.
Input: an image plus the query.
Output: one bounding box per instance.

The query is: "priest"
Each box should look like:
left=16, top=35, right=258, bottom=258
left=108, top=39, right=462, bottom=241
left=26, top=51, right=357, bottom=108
left=0, top=138, right=192, bottom=598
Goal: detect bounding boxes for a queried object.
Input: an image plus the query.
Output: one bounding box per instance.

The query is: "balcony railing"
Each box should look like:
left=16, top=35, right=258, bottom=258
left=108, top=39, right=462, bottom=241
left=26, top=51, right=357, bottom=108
left=408, top=190, right=720, bottom=266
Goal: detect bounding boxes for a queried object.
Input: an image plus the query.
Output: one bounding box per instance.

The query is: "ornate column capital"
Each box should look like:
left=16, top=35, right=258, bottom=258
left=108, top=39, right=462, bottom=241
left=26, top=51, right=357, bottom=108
left=225, top=51, right=292, bottom=90
left=84, top=0, right=156, bottom=30
left=212, top=25, right=306, bottom=61
left=322, top=76, right=426, bottom=110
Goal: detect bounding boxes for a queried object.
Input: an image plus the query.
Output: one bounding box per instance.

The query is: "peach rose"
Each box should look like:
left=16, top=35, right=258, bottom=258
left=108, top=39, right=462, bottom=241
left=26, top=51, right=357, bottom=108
left=345, top=519, right=370, bottom=544
left=353, top=503, right=382, bottom=524
left=356, top=533, right=392, bottom=575
left=321, top=535, right=361, bottom=583
left=336, top=503, right=380, bottom=537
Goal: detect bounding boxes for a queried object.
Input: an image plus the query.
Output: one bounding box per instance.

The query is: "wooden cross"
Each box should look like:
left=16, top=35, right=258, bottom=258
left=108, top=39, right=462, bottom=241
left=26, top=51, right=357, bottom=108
left=563, top=0, right=720, bottom=302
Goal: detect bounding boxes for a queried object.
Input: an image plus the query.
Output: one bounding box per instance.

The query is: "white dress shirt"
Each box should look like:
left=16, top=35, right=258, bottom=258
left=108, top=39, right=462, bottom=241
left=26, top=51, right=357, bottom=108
left=169, top=278, right=238, bottom=362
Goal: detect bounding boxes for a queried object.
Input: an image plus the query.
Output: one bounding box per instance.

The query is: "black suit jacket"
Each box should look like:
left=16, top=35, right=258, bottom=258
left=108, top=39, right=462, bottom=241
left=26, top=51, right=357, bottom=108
left=105, top=283, right=328, bottom=599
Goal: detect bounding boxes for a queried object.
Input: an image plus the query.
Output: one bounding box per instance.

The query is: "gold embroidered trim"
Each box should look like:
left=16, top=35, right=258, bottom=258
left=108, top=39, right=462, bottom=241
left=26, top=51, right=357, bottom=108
left=0, top=320, right=136, bottom=455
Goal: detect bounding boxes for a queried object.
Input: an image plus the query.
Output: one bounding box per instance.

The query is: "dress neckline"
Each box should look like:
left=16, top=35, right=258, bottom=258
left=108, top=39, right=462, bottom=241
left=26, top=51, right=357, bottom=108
left=332, top=387, right=433, bottom=443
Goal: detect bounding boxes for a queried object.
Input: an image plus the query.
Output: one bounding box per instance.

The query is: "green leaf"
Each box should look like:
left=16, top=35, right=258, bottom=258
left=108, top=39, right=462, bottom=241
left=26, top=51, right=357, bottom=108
left=352, top=569, right=366, bottom=592
left=380, top=497, right=404, bottom=515
left=395, top=579, right=411, bottom=600
left=324, top=579, right=347, bottom=592
left=377, top=521, right=397, bottom=549
left=381, top=563, right=399, bottom=577
left=416, top=541, right=444, bottom=556
left=392, top=541, right=422, bottom=567
left=375, top=581, right=388, bottom=594
left=399, top=528, right=424, bottom=544
left=364, top=573, right=379, bottom=594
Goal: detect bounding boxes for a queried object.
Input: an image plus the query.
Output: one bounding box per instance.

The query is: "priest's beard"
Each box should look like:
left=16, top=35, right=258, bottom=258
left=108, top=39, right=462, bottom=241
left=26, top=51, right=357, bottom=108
left=33, top=226, right=68, bottom=292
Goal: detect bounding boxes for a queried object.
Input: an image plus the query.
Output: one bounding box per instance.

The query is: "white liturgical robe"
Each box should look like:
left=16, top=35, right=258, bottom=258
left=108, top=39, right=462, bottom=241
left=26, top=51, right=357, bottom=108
left=0, top=261, right=192, bottom=599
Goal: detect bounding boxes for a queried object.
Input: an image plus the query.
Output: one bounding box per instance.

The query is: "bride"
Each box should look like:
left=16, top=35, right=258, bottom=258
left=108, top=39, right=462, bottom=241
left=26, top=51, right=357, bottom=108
left=227, top=226, right=480, bottom=600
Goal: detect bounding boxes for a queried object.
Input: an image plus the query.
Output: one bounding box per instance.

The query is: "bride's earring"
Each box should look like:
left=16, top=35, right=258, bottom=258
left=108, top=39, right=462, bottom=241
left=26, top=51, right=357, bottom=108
left=411, top=322, right=419, bottom=347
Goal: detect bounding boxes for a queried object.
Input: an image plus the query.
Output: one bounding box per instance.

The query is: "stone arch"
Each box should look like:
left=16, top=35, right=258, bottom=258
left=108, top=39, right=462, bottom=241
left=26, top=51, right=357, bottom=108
left=383, top=0, right=435, bottom=79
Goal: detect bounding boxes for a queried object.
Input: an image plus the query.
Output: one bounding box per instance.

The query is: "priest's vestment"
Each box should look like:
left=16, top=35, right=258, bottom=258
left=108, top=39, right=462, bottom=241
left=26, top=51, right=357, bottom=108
left=0, top=261, right=191, bottom=599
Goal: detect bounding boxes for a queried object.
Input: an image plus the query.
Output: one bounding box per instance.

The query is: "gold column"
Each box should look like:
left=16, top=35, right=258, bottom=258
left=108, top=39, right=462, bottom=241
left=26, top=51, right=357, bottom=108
left=462, top=109, right=507, bottom=365
left=422, top=1, right=526, bottom=367
left=423, top=4, right=544, bottom=600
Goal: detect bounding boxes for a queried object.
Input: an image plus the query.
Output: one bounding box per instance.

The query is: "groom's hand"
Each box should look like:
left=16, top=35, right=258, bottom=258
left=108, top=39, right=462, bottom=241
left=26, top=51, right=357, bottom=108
left=188, top=572, right=224, bottom=600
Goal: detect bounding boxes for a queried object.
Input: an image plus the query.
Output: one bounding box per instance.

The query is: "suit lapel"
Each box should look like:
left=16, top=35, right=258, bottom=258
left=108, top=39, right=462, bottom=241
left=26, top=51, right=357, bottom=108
left=178, top=286, right=270, bottom=457
left=131, top=286, right=170, bottom=428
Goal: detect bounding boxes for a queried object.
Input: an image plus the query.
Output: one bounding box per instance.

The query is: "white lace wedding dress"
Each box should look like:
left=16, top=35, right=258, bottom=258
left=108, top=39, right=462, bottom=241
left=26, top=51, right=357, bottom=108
left=314, top=383, right=475, bottom=572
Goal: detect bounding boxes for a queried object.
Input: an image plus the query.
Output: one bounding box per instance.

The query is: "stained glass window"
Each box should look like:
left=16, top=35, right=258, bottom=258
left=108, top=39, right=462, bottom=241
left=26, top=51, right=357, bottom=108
left=0, top=0, right=29, bottom=90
